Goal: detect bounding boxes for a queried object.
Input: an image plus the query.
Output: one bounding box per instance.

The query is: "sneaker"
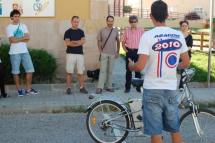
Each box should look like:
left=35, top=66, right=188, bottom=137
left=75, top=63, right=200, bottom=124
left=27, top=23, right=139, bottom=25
left=66, top=88, right=72, bottom=95
left=80, top=87, right=88, bottom=94
left=96, top=88, right=102, bottom=94
left=26, top=88, right=39, bottom=95
left=18, top=89, right=25, bottom=97
left=1, top=93, right=8, bottom=98
left=105, top=88, right=114, bottom=92
left=124, top=88, right=130, bottom=93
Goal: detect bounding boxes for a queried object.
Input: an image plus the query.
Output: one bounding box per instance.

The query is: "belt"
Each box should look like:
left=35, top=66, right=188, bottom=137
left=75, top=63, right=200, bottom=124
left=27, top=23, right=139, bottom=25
left=126, top=47, right=138, bottom=51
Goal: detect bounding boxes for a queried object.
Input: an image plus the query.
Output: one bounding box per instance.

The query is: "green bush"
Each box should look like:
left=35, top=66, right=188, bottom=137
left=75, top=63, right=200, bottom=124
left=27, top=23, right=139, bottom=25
left=123, top=5, right=132, bottom=14
left=0, top=44, right=57, bottom=83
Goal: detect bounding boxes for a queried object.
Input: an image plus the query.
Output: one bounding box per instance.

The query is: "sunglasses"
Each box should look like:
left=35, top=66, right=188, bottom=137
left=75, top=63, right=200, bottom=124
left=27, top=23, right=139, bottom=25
left=130, top=21, right=137, bottom=23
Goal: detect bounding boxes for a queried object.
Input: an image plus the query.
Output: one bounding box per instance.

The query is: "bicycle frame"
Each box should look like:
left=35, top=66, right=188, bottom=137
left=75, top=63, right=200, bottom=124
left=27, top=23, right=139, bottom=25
left=181, top=75, right=204, bottom=137
left=87, top=96, right=144, bottom=133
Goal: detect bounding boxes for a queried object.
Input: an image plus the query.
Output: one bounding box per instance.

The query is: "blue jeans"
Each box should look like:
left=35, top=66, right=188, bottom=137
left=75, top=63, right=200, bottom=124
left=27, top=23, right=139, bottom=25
left=143, top=89, right=180, bottom=135
left=10, top=53, right=35, bottom=75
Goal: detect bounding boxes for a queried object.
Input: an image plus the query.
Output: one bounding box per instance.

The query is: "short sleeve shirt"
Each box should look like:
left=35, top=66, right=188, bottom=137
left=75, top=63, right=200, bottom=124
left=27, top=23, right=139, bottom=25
left=97, top=27, right=119, bottom=55
left=6, top=23, right=29, bottom=55
left=64, top=28, right=85, bottom=54
left=122, top=27, right=144, bottom=49
left=138, top=27, right=188, bottom=90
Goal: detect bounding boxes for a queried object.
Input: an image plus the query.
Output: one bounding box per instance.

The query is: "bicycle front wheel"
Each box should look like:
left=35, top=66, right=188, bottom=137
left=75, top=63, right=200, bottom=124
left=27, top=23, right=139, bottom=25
left=86, top=100, right=130, bottom=143
left=180, top=108, right=215, bottom=143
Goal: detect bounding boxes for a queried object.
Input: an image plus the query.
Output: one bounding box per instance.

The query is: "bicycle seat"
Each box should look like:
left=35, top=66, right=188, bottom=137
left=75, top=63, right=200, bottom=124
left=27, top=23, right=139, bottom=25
left=131, top=78, right=144, bottom=88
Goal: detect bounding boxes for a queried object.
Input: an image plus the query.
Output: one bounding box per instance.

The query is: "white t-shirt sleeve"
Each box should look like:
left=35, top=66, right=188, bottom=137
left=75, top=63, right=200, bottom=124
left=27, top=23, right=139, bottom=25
left=138, top=33, right=150, bottom=55
left=180, top=33, right=188, bottom=53
left=6, top=25, right=14, bottom=38
left=22, top=24, right=29, bottom=34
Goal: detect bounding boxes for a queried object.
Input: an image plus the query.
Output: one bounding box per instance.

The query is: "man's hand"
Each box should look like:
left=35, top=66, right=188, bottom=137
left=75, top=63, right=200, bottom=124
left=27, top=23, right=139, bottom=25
left=9, top=34, right=30, bottom=43
left=128, top=54, right=148, bottom=72
left=178, top=52, right=190, bottom=69
left=65, top=39, right=84, bottom=47
left=123, top=47, right=128, bottom=53
left=115, top=52, right=119, bottom=59
left=128, top=58, right=134, bottom=71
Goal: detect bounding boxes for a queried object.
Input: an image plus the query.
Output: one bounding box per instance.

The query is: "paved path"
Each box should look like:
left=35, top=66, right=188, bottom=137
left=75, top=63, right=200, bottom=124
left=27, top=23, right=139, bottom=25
left=0, top=57, right=214, bottom=114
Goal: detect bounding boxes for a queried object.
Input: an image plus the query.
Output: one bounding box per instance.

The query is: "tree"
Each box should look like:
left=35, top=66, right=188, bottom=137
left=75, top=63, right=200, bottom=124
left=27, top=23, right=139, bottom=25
left=123, top=5, right=132, bottom=14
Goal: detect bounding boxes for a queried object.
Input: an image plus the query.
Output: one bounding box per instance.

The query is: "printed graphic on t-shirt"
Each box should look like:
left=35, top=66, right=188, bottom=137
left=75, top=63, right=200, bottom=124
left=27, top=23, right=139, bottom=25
left=14, top=28, right=24, bottom=38
left=152, top=34, right=182, bottom=78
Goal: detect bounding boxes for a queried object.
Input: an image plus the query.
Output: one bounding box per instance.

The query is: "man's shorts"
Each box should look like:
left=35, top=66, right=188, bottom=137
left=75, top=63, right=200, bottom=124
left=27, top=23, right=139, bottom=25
left=66, top=54, right=85, bottom=74
left=143, top=89, right=180, bottom=135
left=10, top=53, right=35, bottom=75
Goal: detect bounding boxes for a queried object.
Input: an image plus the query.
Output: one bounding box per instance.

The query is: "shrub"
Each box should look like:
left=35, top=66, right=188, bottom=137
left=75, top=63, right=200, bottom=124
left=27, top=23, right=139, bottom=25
left=123, top=5, right=132, bottom=14
left=0, top=43, right=57, bottom=83
left=0, top=44, right=13, bottom=83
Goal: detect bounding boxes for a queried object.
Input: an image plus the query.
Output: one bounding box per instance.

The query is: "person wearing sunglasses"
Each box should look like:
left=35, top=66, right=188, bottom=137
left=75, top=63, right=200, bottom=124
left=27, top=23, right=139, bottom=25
left=121, top=15, right=144, bottom=93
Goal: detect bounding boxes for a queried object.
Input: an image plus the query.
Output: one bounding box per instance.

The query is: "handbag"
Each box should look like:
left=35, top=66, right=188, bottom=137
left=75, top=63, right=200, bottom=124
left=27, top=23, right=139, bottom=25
left=99, top=28, right=113, bottom=61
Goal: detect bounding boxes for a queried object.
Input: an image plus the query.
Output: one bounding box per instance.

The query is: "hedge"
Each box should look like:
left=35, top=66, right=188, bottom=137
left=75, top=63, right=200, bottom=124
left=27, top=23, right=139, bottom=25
left=0, top=44, right=57, bottom=83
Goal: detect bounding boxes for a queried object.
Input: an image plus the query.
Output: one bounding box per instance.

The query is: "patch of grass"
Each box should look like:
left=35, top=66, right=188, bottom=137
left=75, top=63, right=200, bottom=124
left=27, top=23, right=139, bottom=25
left=190, top=51, right=215, bottom=82
left=51, top=106, right=87, bottom=113
left=120, top=50, right=215, bottom=82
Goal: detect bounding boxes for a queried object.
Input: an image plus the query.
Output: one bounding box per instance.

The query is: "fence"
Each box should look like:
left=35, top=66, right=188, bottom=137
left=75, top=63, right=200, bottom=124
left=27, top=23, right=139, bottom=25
left=108, top=7, right=186, bottom=19
left=192, top=32, right=209, bottom=50
left=119, top=28, right=210, bottom=50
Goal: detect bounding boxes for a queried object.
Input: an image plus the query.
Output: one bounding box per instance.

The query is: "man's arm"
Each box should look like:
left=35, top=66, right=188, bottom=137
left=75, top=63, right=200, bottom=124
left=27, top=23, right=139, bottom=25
left=64, top=38, right=85, bottom=47
left=178, top=52, right=190, bottom=69
left=9, top=33, right=30, bottom=43
left=121, top=31, right=128, bottom=53
left=116, top=36, right=120, bottom=54
left=97, top=40, right=102, bottom=52
left=97, top=30, right=102, bottom=52
left=128, top=54, right=148, bottom=71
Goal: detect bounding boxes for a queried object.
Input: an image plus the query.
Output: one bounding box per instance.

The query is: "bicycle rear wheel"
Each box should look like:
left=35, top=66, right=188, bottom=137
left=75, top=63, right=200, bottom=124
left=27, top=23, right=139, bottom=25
left=180, top=108, right=215, bottom=143
left=86, top=100, right=130, bottom=143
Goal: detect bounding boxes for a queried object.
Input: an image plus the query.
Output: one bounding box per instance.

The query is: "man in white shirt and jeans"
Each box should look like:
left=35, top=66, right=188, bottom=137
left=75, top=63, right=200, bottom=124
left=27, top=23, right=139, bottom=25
left=6, top=10, right=38, bottom=96
left=129, top=1, right=190, bottom=143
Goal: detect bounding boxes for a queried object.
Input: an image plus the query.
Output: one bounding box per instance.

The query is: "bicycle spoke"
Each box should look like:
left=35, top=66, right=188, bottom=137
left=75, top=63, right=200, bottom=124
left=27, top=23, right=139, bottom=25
left=180, top=109, right=215, bottom=143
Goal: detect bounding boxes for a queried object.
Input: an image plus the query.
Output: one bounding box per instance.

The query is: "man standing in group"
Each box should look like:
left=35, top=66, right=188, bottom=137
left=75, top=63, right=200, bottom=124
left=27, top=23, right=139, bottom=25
left=121, top=15, right=144, bottom=93
left=128, top=1, right=190, bottom=143
left=6, top=9, right=38, bottom=96
left=0, top=37, right=8, bottom=98
left=64, top=16, right=88, bottom=95
left=96, top=15, right=120, bottom=94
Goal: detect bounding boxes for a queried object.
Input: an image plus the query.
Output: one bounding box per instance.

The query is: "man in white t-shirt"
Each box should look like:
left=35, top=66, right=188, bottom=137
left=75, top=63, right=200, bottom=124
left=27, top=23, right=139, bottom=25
left=129, top=1, right=190, bottom=143
left=6, top=10, right=38, bottom=97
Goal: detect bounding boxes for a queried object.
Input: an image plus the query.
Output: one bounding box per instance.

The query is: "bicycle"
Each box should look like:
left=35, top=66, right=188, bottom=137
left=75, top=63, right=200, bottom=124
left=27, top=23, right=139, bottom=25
left=86, top=68, right=215, bottom=143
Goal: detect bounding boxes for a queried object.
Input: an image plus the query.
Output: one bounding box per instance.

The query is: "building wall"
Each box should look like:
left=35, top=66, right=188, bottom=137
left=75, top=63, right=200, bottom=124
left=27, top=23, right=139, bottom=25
left=0, top=0, right=108, bottom=78
left=142, top=0, right=212, bottom=18
left=0, top=0, right=207, bottom=79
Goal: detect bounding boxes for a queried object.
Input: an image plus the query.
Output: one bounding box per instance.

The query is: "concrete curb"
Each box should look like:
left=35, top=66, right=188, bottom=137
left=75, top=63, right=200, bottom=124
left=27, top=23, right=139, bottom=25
left=0, top=105, right=88, bottom=115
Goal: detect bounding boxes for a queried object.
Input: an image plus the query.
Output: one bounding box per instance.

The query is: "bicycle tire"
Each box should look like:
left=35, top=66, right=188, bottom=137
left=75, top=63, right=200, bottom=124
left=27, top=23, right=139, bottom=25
left=86, top=100, right=130, bottom=143
left=180, top=108, right=215, bottom=143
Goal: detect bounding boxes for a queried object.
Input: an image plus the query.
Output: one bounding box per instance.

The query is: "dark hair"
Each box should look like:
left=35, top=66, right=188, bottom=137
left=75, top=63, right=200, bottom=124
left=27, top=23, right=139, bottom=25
left=151, top=0, right=168, bottom=23
left=10, top=9, right=21, bottom=18
left=106, top=15, right=114, bottom=21
left=180, top=20, right=189, bottom=26
left=71, top=16, right=79, bottom=21
left=129, top=15, right=138, bottom=22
